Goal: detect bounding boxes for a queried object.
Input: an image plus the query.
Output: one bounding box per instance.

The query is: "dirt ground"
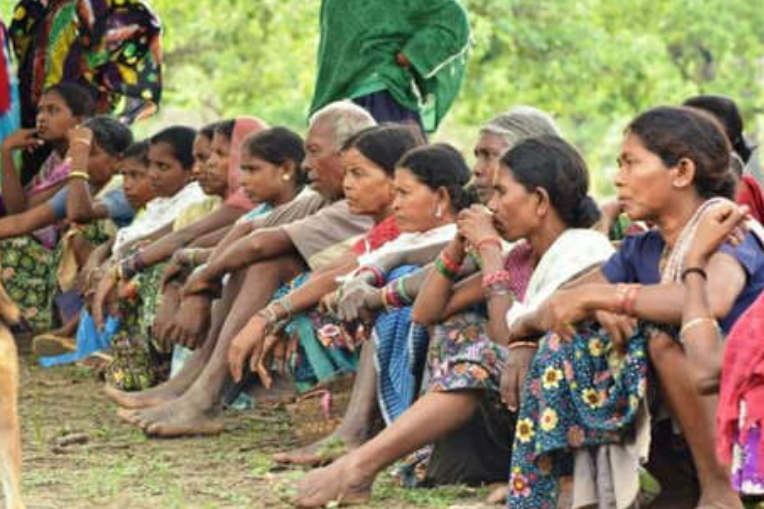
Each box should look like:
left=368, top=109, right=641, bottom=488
left=14, top=354, right=493, bottom=509
left=10, top=333, right=713, bottom=509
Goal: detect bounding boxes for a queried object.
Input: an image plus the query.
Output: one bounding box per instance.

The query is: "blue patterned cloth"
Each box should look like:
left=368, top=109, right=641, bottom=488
left=373, top=265, right=429, bottom=424
left=507, top=322, right=649, bottom=508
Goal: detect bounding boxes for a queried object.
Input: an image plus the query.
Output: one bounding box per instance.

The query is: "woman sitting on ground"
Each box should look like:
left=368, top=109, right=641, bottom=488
left=292, top=134, right=611, bottom=507
left=0, top=116, right=133, bottom=334
left=502, top=106, right=763, bottom=509
left=1, top=82, right=95, bottom=216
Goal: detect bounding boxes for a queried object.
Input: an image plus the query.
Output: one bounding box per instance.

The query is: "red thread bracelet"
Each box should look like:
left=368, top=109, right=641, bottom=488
left=475, top=236, right=502, bottom=253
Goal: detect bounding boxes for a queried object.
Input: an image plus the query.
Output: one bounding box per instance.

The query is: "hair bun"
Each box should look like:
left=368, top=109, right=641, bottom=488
left=573, top=195, right=601, bottom=228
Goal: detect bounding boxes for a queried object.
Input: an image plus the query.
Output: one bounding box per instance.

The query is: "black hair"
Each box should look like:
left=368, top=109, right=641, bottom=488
left=397, top=143, right=474, bottom=211
left=199, top=121, right=220, bottom=140
left=341, top=124, right=422, bottom=177
left=149, top=126, right=197, bottom=170
left=42, top=82, right=96, bottom=117
left=243, top=127, right=307, bottom=186
left=684, top=94, right=754, bottom=163
left=501, top=135, right=600, bottom=228
left=122, top=140, right=150, bottom=166
left=213, top=120, right=236, bottom=140
left=83, top=116, right=133, bottom=156
left=627, top=106, right=735, bottom=200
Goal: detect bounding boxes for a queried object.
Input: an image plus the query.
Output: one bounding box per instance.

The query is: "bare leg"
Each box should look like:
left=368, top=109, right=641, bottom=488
left=45, top=314, right=79, bottom=338
left=110, top=270, right=245, bottom=411
left=649, top=333, right=742, bottom=509
left=294, top=390, right=480, bottom=507
left=274, top=341, right=381, bottom=466
left=130, top=255, right=305, bottom=437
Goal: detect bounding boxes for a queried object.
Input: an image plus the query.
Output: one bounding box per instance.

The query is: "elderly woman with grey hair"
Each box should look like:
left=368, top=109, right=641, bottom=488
left=472, top=106, right=561, bottom=204
left=274, top=107, right=562, bottom=484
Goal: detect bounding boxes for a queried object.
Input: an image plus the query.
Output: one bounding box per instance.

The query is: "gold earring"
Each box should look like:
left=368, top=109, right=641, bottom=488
left=282, top=174, right=291, bottom=181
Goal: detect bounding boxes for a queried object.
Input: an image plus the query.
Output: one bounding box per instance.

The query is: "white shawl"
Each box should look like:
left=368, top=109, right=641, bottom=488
left=506, top=228, right=615, bottom=328
left=357, top=223, right=457, bottom=268
left=112, top=181, right=207, bottom=258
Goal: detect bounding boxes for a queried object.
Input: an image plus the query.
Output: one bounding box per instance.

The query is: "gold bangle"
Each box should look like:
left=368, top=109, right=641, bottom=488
left=508, top=340, right=539, bottom=350
left=680, top=317, right=718, bottom=341
left=68, top=171, right=90, bottom=181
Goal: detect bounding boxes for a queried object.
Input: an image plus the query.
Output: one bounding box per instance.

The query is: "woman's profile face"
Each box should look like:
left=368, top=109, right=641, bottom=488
left=239, top=152, right=288, bottom=205
left=472, top=132, right=511, bottom=204
left=341, top=148, right=394, bottom=219
left=391, top=168, right=443, bottom=233
left=487, top=166, right=538, bottom=242
left=615, top=132, right=677, bottom=222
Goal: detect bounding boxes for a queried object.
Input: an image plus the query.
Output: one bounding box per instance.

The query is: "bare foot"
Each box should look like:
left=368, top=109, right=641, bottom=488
left=131, top=396, right=225, bottom=437
left=695, top=479, right=744, bottom=509
left=694, top=495, right=744, bottom=509
left=105, top=383, right=182, bottom=410
left=273, top=433, right=354, bottom=466
left=103, top=348, right=208, bottom=409
left=294, top=455, right=374, bottom=508
left=485, top=484, right=507, bottom=505
left=116, top=407, right=143, bottom=425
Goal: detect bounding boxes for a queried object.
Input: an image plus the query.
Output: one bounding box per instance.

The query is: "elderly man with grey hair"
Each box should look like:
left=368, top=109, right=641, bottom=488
left=108, top=101, right=377, bottom=437
left=471, top=106, right=561, bottom=204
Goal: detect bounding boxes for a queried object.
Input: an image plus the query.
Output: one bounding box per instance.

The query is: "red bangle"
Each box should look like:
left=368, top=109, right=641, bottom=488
left=623, top=284, right=640, bottom=316
left=482, top=270, right=512, bottom=289
left=475, top=236, right=502, bottom=253
left=358, top=266, right=385, bottom=287
left=440, top=249, right=462, bottom=275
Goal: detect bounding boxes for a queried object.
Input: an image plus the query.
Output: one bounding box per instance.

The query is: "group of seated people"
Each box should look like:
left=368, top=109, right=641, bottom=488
left=1, top=82, right=764, bottom=509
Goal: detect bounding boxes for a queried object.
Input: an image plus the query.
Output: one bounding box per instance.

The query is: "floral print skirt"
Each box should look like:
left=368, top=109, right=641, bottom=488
left=0, top=224, right=110, bottom=333
left=0, top=235, right=59, bottom=333
left=426, top=310, right=506, bottom=394
left=507, top=322, right=649, bottom=509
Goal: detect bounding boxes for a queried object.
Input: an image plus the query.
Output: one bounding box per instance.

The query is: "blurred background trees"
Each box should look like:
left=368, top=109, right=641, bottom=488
left=3, top=0, right=763, bottom=194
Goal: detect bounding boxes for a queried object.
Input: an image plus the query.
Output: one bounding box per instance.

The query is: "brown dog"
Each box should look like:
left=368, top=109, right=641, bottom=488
left=0, top=284, right=24, bottom=509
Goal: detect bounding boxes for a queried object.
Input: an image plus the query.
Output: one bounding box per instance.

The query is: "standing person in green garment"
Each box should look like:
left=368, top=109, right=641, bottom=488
left=310, top=0, right=471, bottom=134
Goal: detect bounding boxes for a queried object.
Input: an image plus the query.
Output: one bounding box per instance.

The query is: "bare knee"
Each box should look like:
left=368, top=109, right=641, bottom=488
left=647, top=330, right=682, bottom=369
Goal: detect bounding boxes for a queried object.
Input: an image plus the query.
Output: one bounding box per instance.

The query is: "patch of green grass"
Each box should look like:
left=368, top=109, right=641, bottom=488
left=372, top=474, right=487, bottom=508
left=250, top=452, right=274, bottom=477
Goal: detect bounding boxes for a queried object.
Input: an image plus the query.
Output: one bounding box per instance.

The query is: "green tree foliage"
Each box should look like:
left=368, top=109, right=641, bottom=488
left=4, top=1, right=763, bottom=193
